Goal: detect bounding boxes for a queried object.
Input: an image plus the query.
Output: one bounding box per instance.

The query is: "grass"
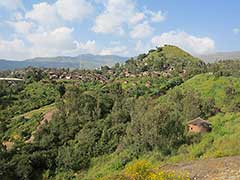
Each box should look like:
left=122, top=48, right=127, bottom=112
left=147, top=45, right=201, bottom=64
left=179, top=74, right=240, bottom=109
left=158, top=73, right=240, bottom=113
left=81, top=150, right=134, bottom=180
left=166, top=112, right=240, bottom=163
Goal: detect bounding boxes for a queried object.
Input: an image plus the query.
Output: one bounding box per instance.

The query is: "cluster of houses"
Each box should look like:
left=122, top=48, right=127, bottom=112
left=41, top=65, right=185, bottom=84
left=2, top=67, right=110, bottom=84
left=121, top=67, right=187, bottom=79
left=48, top=70, right=109, bottom=83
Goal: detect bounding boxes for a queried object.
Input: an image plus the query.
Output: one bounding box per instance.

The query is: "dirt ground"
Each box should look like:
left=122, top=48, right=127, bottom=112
left=160, top=156, right=240, bottom=180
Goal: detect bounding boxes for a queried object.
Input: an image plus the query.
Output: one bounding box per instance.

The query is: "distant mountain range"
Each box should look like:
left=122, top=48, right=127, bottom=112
left=1, top=50, right=240, bottom=71
left=198, top=51, right=240, bottom=63
left=0, top=54, right=129, bottom=70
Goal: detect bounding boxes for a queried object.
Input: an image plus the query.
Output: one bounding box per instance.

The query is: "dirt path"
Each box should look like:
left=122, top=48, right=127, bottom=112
left=25, top=109, right=57, bottom=143
left=160, top=156, right=240, bottom=180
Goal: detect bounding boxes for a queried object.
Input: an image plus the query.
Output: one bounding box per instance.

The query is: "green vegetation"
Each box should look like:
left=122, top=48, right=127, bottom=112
left=1, top=45, right=240, bottom=180
left=4, top=104, right=56, bottom=142
left=170, top=112, right=240, bottom=161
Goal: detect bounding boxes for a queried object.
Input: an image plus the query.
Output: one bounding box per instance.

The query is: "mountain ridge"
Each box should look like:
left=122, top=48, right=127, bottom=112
left=198, top=51, right=240, bottom=62
left=0, top=54, right=128, bottom=70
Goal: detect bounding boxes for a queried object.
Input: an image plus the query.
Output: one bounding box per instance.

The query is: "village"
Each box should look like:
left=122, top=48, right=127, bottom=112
left=0, top=64, right=188, bottom=86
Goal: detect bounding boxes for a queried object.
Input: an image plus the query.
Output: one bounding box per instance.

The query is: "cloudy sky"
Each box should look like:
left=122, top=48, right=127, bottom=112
left=0, top=0, right=239, bottom=60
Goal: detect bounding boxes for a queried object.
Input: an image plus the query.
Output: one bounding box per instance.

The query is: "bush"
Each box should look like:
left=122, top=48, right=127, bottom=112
left=98, top=160, right=190, bottom=180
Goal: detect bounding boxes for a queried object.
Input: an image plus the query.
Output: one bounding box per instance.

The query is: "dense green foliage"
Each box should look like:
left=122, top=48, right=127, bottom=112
left=1, top=46, right=240, bottom=180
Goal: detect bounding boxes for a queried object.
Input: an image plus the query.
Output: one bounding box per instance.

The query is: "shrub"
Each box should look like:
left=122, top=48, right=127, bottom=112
left=97, top=160, right=190, bottom=180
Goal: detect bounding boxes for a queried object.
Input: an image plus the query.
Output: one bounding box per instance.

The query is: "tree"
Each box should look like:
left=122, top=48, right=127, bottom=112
left=125, top=99, right=185, bottom=155
left=58, top=83, right=66, bottom=98
left=57, top=145, right=90, bottom=171
left=182, top=90, right=202, bottom=120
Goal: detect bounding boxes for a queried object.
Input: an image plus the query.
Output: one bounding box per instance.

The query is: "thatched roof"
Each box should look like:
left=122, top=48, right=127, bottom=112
left=187, top=117, right=211, bottom=126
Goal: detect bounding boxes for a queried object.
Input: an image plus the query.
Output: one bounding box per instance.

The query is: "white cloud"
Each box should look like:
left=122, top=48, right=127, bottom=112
left=233, top=28, right=240, bottom=34
left=7, top=20, right=33, bottom=34
left=0, top=0, right=99, bottom=60
left=151, top=31, right=215, bottom=55
left=92, top=12, right=125, bottom=35
left=92, top=0, right=165, bottom=37
left=27, top=27, right=77, bottom=57
left=25, top=0, right=93, bottom=29
left=130, top=21, right=153, bottom=39
left=14, top=12, right=24, bottom=20
left=0, top=34, right=98, bottom=59
left=26, top=27, right=98, bottom=57
left=129, top=12, right=145, bottom=24
left=92, top=0, right=136, bottom=34
left=0, top=38, right=29, bottom=60
left=25, top=2, right=61, bottom=30
left=143, top=9, right=166, bottom=23
left=100, top=45, right=128, bottom=56
left=73, top=40, right=97, bottom=54
left=148, top=10, right=166, bottom=22
left=0, top=0, right=24, bottom=10
left=135, top=40, right=151, bottom=54
left=56, top=0, right=93, bottom=21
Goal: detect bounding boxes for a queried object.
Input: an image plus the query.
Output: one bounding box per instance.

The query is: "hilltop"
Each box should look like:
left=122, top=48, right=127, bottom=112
left=1, top=45, right=240, bottom=180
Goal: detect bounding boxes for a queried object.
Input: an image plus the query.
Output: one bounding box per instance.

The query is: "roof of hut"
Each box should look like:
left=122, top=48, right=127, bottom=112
left=187, top=117, right=211, bottom=126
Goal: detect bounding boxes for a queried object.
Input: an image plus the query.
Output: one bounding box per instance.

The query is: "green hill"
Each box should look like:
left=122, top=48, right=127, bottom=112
left=118, top=45, right=205, bottom=78
left=154, top=45, right=200, bottom=63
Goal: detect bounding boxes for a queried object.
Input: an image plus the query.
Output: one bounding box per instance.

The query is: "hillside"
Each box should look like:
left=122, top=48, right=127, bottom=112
left=81, top=73, right=240, bottom=179
left=0, top=54, right=128, bottom=70
left=1, top=45, right=240, bottom=180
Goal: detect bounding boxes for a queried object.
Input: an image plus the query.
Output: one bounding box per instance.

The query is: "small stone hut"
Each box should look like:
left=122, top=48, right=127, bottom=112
left=187, top=117, right=212, bottom=133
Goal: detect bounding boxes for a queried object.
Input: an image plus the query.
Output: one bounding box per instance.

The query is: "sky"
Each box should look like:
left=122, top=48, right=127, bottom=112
left=0, top=0, right=239, bottom=60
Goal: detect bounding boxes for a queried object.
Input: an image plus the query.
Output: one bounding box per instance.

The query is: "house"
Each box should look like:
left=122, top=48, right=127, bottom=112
left=124, top=70, right=130, bottom=77
left=50, top=74, right=58, bottom=80
left=142, top=72, right=149, bottom=76
left=187, top=117, right=212, bottom=133
left=66, top=75, right=72, bottom=80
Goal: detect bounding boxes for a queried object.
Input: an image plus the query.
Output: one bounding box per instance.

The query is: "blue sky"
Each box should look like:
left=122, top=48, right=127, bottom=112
left=0, top=0, right=239, bottom=60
